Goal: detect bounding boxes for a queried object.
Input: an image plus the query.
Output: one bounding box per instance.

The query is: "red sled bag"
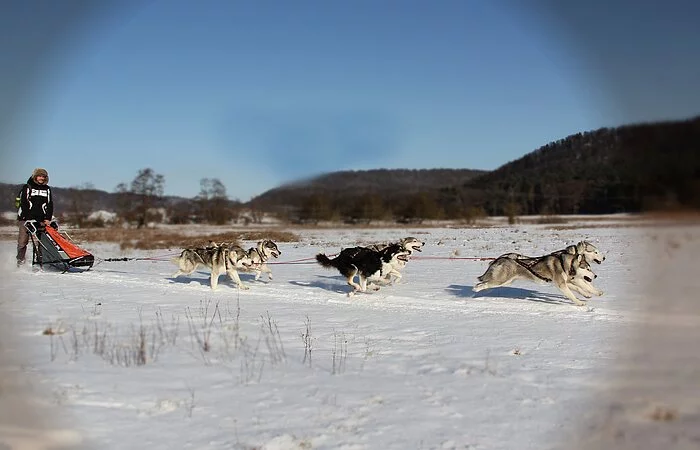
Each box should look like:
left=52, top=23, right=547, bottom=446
left=25, top=220, right=94, bottom=271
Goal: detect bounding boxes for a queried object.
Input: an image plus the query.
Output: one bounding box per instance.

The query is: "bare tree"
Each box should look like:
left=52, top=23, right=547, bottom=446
left=114, top=168, right=165, bottom=228
left=196, top=178, right=231, bottom=224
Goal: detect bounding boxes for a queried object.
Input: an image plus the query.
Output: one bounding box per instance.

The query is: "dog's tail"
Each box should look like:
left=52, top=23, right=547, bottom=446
left=316, top=253, right=336, bottom=268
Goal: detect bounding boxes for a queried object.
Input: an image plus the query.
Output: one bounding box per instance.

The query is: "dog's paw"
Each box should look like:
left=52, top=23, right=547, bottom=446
left=238, top=284, right=250, bottom=290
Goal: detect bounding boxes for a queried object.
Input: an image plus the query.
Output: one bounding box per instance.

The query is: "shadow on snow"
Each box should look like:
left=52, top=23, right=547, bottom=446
left=446, top=284, right=572, bottom=305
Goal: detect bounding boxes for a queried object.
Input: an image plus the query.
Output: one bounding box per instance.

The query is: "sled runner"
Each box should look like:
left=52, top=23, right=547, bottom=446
left=24, top=220, right=94, bottom=272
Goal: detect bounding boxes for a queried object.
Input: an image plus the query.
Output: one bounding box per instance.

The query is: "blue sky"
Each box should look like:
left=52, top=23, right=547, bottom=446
left=2, top=0, right=699, bottom=201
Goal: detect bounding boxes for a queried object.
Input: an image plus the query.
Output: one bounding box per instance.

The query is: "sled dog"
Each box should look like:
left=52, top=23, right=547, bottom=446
left=172, top=242, right=254, bottom=290
left=368, top=236, right=425, bottom=255
left=496, top=241, right=605, bottom=266
left=551, top=240, right=605, bottom=265
left=473, top=252, right=595, bottom=306
left=240, top=239, right=282, bottom=281
left=568, top=257, right=604, bottom=298
left=316, top=244, right=410, bottom=296
left=367, top=237, right=425, bottom=283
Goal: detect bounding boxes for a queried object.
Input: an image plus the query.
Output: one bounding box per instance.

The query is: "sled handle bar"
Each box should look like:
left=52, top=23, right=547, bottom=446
left=23, top=218, right=59, bottom=235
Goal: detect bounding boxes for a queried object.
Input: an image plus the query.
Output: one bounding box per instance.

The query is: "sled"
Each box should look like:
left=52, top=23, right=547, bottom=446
left=25, top=220, right=95, bottom=272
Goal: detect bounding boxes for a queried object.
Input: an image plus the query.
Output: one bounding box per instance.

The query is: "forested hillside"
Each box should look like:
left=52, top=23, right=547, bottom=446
left=249, top=115, right=700, bottom=220
left=456, top=115, right=700, bottom=215
left=3, top=115, right=698, bottom=224
left=249, top=169, right=487, bottom=222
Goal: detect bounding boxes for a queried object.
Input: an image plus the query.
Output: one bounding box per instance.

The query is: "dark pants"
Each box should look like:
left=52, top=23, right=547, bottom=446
left=16, top=222, right=30, bottom=263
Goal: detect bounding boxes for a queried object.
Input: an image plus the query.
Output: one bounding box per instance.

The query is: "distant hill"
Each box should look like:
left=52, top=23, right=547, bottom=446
left=249, top=168, right=487, bottom=211
left=3, top=115, right=698, bottom=222
left=249, top=115, right=700, bottom=219
left=455, top=115, right=700, bottom=215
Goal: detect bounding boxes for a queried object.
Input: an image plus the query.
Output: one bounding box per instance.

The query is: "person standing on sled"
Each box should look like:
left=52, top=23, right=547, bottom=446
left=16, top=168, right=54, bottom=267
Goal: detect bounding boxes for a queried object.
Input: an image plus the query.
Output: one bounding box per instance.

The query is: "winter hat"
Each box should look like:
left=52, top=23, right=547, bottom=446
left=32, top=168, right=49, bottom=182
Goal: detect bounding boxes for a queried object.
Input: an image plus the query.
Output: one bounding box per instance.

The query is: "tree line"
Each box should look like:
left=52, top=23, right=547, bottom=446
left=44, top=168, right=247, bottom=228
left=248, top=115, right=700, bottom=221
left=3, top=115, right=696, bottom=227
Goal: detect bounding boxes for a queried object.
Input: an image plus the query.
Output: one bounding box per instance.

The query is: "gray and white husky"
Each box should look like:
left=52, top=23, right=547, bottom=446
left=316, top=243, right=410, bottom=296
left=473, top=252, right=597, bottom=306
left=367, top=236, right=425, bottom=284
left=172, top=242, right=253, bottom=290
left=568, top=257, right=604, bottom=298
left=240, top=239, right=281, bottom=281
left=498, top=241, right=605, bottom=266
left=490, top=240, right=605, bottom=295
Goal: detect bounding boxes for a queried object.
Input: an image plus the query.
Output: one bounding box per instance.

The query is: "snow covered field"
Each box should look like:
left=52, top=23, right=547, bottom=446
left=1, top=220, right=698, bottom=450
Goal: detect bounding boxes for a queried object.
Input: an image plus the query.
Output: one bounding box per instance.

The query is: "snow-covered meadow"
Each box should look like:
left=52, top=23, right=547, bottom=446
left=1, top=217, right=698, bottom=450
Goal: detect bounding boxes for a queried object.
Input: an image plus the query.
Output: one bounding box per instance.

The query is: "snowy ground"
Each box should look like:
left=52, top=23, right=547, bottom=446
left=0, top=220, right=698, bottom=449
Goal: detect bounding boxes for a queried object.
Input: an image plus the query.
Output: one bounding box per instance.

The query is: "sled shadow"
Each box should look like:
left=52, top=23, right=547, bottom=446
left=288, top=275, right=351, bottom=294
left=447, top=284, right=571, bottom=305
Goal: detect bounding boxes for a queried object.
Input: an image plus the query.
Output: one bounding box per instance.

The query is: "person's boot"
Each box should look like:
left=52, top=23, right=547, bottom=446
left=16, top=247, right=27, bottom=268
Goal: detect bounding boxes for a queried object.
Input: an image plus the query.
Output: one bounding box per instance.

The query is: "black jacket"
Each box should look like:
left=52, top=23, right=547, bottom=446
left=17, top=177, right=53, bottom=221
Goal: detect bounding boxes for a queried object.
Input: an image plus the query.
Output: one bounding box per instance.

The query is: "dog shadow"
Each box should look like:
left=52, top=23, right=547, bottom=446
left=288, top=275, right=350, bottom=294
left=239, top=273, right=272, bottom=283
left=169, top=275, right=211, bottom=288
left=447, top=284, right=571, bottom=305
left=169, top=272, right=244, bottom=289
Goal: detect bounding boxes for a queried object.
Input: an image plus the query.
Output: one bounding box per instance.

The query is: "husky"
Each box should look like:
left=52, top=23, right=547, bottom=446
left=367, top=237, right=425, bottom=284
left=495, top=241, right=605, bottom=267
left=316, top=244, right=410, bottom=296
left=568, top=257, right=604, bottom=298
left=240, top=239, right=281, bottom=281
left=473, top=252, right=594, bottom=306
left=552, top=240, right=605, bottom=265
left=172, top=242, right=254, bottom=290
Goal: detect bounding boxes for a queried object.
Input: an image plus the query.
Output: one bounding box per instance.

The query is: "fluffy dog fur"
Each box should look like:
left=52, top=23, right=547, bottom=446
left=316, top=244, right=410, bottom=296
left=367, top=237, right=425, bottom=284
left=172, top=242, right=253, bottom=290
left=498, top=241, right=605, bottom=266
left=567, top=256, right=603, bottom=298
left=240, top=239, right=281, bottom=281
left=473, top=252, right=596, bottom=306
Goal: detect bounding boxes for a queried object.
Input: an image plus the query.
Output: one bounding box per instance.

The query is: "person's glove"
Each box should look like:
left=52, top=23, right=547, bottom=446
left=24, top=220, right=38, bottom=234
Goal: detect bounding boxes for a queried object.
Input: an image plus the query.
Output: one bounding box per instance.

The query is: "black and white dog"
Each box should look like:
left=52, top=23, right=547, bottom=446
left=367, top=236, right=425, bottom=284
left=316, top=244, right=410, bottom=296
